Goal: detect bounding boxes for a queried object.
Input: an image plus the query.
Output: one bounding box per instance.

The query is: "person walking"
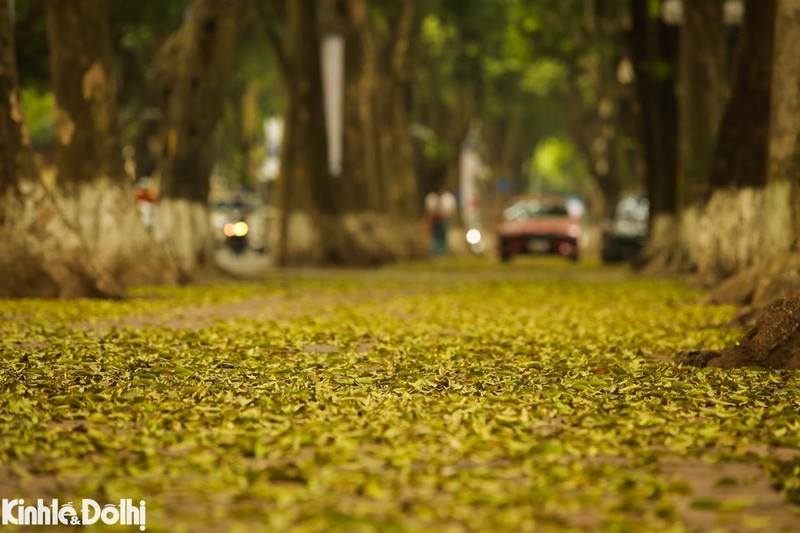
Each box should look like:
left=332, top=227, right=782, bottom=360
left=424, top=186, right=457, bottom=256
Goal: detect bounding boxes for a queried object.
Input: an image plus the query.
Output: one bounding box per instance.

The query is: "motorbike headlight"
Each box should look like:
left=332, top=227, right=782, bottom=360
left=224, top=221, right=249, bottom=237
left=466, top=229, right=482, bottom=245
left=232, top=221, right=249, bottom=237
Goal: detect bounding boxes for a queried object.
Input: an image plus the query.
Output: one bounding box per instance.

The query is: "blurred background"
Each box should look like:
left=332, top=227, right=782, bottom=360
left=2, top=0, right=798, bottom=299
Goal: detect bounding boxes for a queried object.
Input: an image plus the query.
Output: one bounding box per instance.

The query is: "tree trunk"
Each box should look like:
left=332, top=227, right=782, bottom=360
left=0, top=0, right=126, bottom=298
left=155, top=0, right=243, bottom=278
left=342, top=0, right=382, bottom=213
left=679, top=0, right=726, bottom=206
left=769, top=0, right=800, bottom=246
left=628, top=0, right=682, bottom=272
left=629, top=0, right=679, bottom=219
left=0, top=0, right=54, bottom=295
left=0, top=0, right=35, bottom=197
left=443, top=86, right=478, bottom=192
left=680, top=0, right=780, bottom=283
left=380, top=0, right=419, bottom=218
left=483, top=109, right=523, bottom=201
left=272, top=0, right=427, bottom=266
left=45, top=0, right=123, bottom=189
left=275, top=0, right=336, bottom=265
left=681, top=0, right=800, bottom=370
left=45, top=0, right=174, bottom=290
left=238, top=82, right=260, bottom=187
left=564, top=67, right=620, bottom=219
left=709, top=0, right=777, bottom=190
left=592, top=0, right=628, bottom=216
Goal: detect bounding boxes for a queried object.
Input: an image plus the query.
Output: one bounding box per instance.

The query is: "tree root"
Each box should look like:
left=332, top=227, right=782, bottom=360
left=680, top=294, right=800, bottom=370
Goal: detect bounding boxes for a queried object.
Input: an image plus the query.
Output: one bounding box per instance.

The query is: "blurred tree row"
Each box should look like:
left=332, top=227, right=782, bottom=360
left=1, top=0, right=799, bottom=308
left=635, top=0, right=800, bottom=282
left=2, top=0, right=594, bottom=278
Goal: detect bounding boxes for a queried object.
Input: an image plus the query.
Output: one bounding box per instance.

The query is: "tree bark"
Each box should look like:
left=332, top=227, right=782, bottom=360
left=271, top=0, right=427, bottom=266
left=380, top=0, right=419, bottom=218
left=769, top=0, right=800, bottom=246
left=682, top=0, right=800, bottom=370
left=275, top=0, right=336, bottom=265
left=709, top=0, right=777, bottom=190
left=45, top=0, right=175, bottom=290
left=0, top=0, right=125, bottom=298
left=156, top=0, right=244, bottom=277
left=629, top=0, right=679, bottom=219
left=679, top=0, right=726, bottom=206
left=45, top=0, right=123, bottom=190
left=341, top=0, right=383, bottom=212
left=0, top=0, right=36, bottom=196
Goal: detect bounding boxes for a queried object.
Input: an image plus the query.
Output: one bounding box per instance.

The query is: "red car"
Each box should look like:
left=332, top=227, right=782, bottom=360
left=497, top=198, right=582, bottom=262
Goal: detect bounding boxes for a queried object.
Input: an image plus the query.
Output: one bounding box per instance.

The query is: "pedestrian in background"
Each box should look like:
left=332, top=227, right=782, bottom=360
left=424, top=186, right=457, bottom=256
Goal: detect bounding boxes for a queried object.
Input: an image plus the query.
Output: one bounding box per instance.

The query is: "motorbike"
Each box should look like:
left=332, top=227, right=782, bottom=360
left=223, top=213, right=249, bottom=255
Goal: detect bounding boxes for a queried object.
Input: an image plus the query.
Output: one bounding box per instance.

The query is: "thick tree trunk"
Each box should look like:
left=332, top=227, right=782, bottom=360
left=709, top=0, right=777, bottom=190
left=156, top=0, right=243, bottom=277
left=382, top=79, right=417, bottom=217
left=677, top=0, right=783, bottom=284
left=769, top=0, right=800, bottom=246
left=0, top=0, right=55, bottom=295
left=45, top=0, right=123, bottom=189
left=275, top=0, right=336, bottom=265
left=679, top=0, right=725, bottom=205
left=272, top=0, right=426, bottom=266
left=0, top=0, right=125, bottom=298
left=0, top=0, right=34, bottom=197
left=682, top=1, right=800, bottom=370
left=376, top=0, right=430, bottom=258
left=704, top=0, right=800, bottom=304
left=45, top=0, right=174, bottom=290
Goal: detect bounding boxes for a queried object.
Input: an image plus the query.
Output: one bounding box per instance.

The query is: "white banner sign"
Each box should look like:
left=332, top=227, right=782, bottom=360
left=321, top=34, right=344, bottom=177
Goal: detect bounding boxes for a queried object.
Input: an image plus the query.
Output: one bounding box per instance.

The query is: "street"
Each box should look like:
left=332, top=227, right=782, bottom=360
left=1, top=258, right=798, bottom=531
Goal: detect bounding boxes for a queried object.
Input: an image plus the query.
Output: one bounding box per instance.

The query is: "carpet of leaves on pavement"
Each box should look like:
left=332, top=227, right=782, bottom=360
left=1, top=258, right=799, bottom=532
